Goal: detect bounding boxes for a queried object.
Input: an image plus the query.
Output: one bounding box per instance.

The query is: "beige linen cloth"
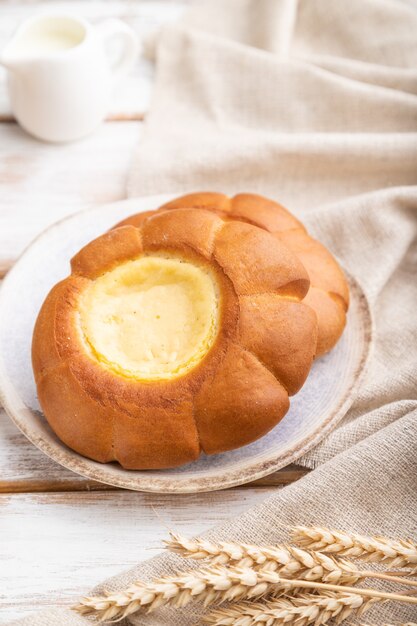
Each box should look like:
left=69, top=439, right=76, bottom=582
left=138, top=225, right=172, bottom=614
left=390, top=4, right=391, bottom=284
left=10, top=0, right=417, bottom=624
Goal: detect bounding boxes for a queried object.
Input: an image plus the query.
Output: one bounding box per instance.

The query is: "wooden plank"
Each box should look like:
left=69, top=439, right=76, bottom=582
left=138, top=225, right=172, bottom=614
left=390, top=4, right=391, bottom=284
left=0, top=409, right=308, bottom=493
left=0, top=120, right=142, bottom=271
left=0, top=1, right=191, bottom=119
left=0, top=487, right=276, bottom=622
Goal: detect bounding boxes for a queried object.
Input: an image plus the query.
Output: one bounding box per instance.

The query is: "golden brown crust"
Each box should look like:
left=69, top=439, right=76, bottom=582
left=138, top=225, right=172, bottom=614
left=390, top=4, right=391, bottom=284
left=231, top=193, right=304, bottom=232
left=116, top=193, right=349, bottom=356
left=238, top=295, right=318, bottom=395
left=141, top=208, right=222, bottom=259
left=32, top=208, right=316, bottom=469
left=113, top=402, right=200, bottom=470
left=302, top=287, right=347, bottom=356
left=160, top=192, right=231, bottom=213
left=36, top=362, right=115, bottom=463
left=274, top=229, right=349, bottom=308
left=194, top=343, right=290, bottom=455
left=213, top=221, right=310, bottom=299
left=71, top=226, right=143, bottom=279
left=32, top=280, right=68, bottom=378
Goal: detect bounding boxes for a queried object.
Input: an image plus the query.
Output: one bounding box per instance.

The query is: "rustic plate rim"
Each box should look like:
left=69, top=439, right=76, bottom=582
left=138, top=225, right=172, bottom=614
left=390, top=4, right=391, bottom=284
left=0, top=196, right=374, bottom=493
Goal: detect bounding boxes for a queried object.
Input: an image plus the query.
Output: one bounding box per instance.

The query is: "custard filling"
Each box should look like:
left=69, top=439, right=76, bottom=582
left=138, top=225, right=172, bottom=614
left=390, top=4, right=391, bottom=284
left=78, top=256, right=220, bottom=380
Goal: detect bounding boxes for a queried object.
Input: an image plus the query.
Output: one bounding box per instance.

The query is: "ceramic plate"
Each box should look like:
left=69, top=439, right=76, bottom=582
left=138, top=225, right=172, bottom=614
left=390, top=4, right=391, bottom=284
left=0, top=194, right=373, bottom=493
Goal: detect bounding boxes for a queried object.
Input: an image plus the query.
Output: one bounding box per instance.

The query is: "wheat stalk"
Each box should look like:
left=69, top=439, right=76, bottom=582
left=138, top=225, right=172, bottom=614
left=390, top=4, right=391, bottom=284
left=166, top=533, right=360, bottom=584
left=166, top=533, right=417, bottom=589
left=293, top=527, right=417, bottom=572
left=74, top=565, right=417, bottom=623
left=75, top=565, right=277, bottom=622
left=204, top=592, right=374, bottom=625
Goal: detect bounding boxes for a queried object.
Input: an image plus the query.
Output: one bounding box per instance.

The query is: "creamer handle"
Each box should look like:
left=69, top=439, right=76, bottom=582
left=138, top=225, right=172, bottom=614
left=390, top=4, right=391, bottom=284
left=98, top=19, right=139, bottom=77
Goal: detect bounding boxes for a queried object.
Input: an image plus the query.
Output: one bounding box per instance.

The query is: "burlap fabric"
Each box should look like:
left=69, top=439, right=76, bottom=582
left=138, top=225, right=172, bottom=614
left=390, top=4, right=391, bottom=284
left=10, top=0, right=417, bottom=623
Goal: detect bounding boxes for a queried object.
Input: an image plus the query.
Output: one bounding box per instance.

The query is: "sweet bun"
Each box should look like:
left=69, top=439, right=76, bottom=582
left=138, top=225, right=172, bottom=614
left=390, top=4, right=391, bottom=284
left=116, top=193, right=349, bottom=356
left=32, top=209, right=317, bottom=469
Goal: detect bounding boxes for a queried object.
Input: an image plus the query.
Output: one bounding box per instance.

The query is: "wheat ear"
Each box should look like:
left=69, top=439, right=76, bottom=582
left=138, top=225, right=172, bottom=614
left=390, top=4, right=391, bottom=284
left=293, top=527, right=417, bottom=572
left=75, top=565, right=278, bottom=622
left=74, top=565, right=417, bottom=623
left=166, top=533, right=360, bottom=584
left=204, top=591, right=374, bottom=625
left=166, top=533, right=417, bottom=589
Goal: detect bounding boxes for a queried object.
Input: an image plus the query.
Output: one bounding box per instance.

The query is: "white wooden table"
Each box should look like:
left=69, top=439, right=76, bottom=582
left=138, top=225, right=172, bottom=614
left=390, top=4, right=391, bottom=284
left=0, top=2, right=308, bottom=622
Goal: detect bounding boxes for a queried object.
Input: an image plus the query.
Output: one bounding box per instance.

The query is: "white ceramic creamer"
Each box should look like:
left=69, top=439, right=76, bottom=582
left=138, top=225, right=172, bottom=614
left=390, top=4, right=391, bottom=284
left=1, top=15, right=138, bottom=142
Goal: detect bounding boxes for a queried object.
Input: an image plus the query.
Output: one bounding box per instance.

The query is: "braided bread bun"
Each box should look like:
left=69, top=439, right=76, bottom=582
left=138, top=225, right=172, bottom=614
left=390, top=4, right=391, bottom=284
left=117, top=193, right=349, bottom=356
left=32, top=209, right=317, bottom=469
